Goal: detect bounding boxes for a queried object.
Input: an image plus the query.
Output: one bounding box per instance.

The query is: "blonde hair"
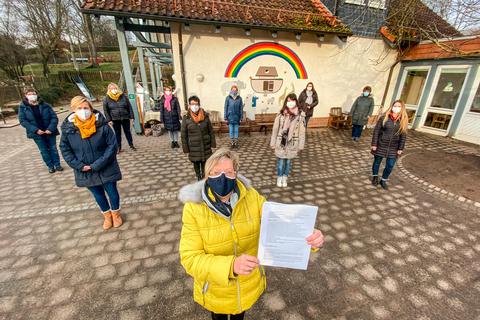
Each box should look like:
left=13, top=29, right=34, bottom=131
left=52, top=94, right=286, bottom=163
left=107, top=83, right=119, bottom=92
left=204, top=148, right=240, bottom=178
left=383, top=99, right=408, bottom=134
left=70, top=96, right=93, bottom=111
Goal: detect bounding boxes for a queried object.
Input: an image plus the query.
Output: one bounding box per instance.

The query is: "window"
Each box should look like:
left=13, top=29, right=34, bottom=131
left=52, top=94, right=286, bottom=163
left=423, top=112, right=452, bottom=130
left=430, top=68, right=467, bottom=110
left=470, top=84, right=480, bottom=113
left=400, top=70, right=428, bottom=106
left=345, top=0, right=385, bottom=9
left=263, top=81, right=274, bottom=92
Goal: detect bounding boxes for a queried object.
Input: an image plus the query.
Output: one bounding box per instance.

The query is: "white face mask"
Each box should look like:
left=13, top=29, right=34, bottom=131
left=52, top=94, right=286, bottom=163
left=76, top=109, right=92, bottom=121
left=286, top=101, right=297, bottom=109
left=27, top=94, right=38, bottom=103
left=392, top=106, right=402, bottom=114
left=164, top=91, right=171, bottom=96
left=190, top=105, right=200, bottom=113
left=111, top=89, right=118, bottom=94
left=307, top=87, right=313, bottom=91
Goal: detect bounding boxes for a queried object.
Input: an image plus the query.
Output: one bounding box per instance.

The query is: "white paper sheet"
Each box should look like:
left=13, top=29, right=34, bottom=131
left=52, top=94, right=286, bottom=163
left=257, top=201, right=318, bottom=270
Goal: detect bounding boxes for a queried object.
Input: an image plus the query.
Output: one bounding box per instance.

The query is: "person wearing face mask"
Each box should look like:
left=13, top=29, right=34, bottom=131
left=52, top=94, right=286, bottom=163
left=157, top=86, right=182, bottom=148
left=60, top=96, right=123, bottom=230
left=181, top=96, right=216, bottom=180
left=350, top=86, right=375, bottom=142
left=103, top=83, right=136, bottom=153
left=270, top=93, right=306, bottom=187
left=371, top=99, right=408, bottom=190
left=178, top=148, right=325, bottom=320
left=224, top=85, right=244, bottom=149
left=298, top=82, right=318, bottom=128
left=18, top=88, right=63, bottom=173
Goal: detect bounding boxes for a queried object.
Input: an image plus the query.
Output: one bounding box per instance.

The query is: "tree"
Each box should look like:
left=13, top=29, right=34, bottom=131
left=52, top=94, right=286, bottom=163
left=10, top=0, right=67, bottom=76
left=423, top=0, right=480, bottom=32
left=0, top=34, right=27, bottom=79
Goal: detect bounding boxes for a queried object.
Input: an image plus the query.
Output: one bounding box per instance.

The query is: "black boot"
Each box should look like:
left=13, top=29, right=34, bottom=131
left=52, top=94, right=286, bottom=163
left=372, top=176, right=379, bottom=186
left=380, top=179, right=389, bottom=190
left=234, top=139, right=239, bottom=149
left=129, top=145, right=136, bottom=151
left=175, top=141, right=180, bottom=148
left=171, top=141, right=175, bottom=149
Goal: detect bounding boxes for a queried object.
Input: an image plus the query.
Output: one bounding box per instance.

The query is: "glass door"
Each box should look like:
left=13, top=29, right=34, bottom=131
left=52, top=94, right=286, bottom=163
left=398, top=68, right=429, bottom=126
left=421, top=66, right=469, bottom=133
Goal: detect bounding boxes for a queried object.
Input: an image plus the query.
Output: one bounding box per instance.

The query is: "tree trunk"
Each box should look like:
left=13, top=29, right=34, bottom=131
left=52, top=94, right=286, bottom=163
left=41, top=55, right=50, bottom=77
left=83, top=13, right=99, bottom=67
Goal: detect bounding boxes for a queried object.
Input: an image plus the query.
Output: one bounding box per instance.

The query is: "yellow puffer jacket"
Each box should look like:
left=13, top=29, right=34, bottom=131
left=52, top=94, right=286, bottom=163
left=178, top=175, right=266, bottom=315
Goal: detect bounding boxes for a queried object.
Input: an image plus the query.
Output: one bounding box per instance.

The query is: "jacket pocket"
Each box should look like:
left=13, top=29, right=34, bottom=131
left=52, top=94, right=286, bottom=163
left=202, top=281, right=209, bottom=306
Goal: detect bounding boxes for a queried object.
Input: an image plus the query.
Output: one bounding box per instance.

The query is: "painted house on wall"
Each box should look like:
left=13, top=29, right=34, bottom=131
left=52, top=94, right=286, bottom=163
left=81, top=0, right=478, bottom=144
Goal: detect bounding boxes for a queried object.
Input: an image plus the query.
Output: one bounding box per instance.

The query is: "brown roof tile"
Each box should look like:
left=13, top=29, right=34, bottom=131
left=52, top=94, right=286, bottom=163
left=81, top=0, right=351, bottom=34
left=402, top=36, right=480, bottom=61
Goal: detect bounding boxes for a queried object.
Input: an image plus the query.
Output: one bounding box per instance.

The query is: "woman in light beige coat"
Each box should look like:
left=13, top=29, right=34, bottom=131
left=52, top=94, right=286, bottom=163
left=270, top=93, right=306, bottom=188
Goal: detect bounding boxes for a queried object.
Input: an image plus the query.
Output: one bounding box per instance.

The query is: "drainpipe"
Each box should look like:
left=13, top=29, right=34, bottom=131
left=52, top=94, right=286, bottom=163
left=178, top=24, right=188, bottom=108
left=333, top=0, right=339, bottom=15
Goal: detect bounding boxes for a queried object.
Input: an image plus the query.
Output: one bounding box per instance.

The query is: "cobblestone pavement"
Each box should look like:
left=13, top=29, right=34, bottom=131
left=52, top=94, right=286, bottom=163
left=0, top=116, right=479, bottom=320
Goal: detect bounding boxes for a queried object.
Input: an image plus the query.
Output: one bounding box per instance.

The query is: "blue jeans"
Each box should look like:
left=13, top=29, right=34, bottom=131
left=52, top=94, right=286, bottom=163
left=372, top=155, right=397, bottom=180
left=168, top=130, right=179, bottom=142
left=277, top=158, right=291, bottom=176
left=87, top=181, right=120, bottom=213
left=33, top=135, right=61, bottom=169
left=352, top=124, right=364, bottom=138
left=229, top=124, right=239, bottom=139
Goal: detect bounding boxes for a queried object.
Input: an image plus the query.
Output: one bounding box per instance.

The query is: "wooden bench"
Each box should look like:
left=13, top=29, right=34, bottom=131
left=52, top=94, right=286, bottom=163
left=209, top=111, right=253, bottom=135
left=254, top=113, right=277, bottom=135
left=328, top=107, right=351, bottom=129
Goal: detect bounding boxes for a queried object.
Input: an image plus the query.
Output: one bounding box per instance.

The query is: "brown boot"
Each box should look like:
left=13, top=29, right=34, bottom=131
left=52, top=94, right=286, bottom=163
left=103, top=211, right=113, bottom=230
left=111, top=210, right=123, bottom=228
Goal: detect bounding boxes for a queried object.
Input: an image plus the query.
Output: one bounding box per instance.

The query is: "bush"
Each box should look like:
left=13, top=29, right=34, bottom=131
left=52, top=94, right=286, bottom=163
left=38, top=85, right=66, bottom=104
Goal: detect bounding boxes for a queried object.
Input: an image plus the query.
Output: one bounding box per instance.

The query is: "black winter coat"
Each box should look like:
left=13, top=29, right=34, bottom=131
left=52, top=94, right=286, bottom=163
left=103, top=94, right=134, bottom=122
left=157, top=96, right=182, bottom=131
left=371, top=115, right=407, bottom=158
left=18, top=99, right=59, bottom=139
left=298, top=89, right=319, bottom=117
left=181, top=111, right=216, bottom=162
left=60, top=110, right=122, bottom=188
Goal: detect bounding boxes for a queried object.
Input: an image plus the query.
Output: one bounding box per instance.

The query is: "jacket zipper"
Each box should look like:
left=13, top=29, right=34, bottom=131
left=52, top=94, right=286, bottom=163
left=230, top=219, right=242, bottom=314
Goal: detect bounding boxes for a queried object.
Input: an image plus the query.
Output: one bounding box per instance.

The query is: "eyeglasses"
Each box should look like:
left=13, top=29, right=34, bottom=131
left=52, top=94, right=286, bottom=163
left=209, top=171, right=236, bottom=179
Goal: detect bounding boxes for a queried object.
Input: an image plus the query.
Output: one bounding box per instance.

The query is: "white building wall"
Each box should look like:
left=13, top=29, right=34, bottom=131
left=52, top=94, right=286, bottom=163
left=169, top=23, right=399, bottom=122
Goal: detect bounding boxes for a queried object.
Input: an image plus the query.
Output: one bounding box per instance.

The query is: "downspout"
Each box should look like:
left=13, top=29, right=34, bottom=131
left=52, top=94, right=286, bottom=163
left=333, top=0, right=339, bottom=15
left=178, top=24, right=188, bottom=108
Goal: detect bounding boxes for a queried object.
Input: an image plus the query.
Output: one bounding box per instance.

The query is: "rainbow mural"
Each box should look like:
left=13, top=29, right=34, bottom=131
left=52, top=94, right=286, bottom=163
left=224, top=42, right=308, bottom=79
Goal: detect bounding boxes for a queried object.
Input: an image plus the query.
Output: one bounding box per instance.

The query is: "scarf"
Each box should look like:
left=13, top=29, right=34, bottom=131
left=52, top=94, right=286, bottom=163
left=190, top=108, right=205, bottom=124
left=202, top=182, right=240, bottom=218
left=107, top=91, right=122, bottom=101
left=389, top=112, right=400, bottom=122
left=164, top=94, right=173, bottom=112
left=74, top=114, right=97, bottom=139
left=306, top=90, right=314, bottom=105
left=282, top=108, right=299, bottom=132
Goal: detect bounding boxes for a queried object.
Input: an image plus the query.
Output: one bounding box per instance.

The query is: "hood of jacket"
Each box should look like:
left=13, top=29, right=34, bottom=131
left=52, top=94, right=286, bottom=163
left=61, top=109, right=107, bottom=134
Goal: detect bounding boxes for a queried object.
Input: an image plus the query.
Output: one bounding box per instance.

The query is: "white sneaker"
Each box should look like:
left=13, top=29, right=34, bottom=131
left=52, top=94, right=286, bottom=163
left=282, top=176, right=288, bottom=187
left=276, top=177, right=282, bottom=187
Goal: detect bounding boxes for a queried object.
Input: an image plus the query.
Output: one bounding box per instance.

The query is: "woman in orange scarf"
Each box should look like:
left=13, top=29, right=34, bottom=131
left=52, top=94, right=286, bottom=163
left=181, top=96, right=216, bottom=180
left=60, top=96, right=124, bottom=230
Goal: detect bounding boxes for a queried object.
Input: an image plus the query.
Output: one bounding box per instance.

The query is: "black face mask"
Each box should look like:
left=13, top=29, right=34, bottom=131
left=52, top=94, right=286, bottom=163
left=207, top=173, right=236, bottom=197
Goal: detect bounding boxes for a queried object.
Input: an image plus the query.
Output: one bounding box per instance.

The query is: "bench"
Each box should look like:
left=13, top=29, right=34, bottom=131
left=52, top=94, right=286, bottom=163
left=254, top=113, right=277, bottom=135
left=328, top=107, right=351, bottom=129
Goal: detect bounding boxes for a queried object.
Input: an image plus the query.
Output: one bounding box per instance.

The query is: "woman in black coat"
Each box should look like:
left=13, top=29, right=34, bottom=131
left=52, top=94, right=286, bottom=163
left=18, top=88, right=63, bottom=173
left=157, top=86, right=182, bottom=149
left=60, top=96, right=123, bottom=231
left=298, top=82, right=318, bottom=128
left=103, top=83, right=136, bottom=152
left=371, top=99, right=408, bottom=190
left=181, top=96, right=216, bottom=180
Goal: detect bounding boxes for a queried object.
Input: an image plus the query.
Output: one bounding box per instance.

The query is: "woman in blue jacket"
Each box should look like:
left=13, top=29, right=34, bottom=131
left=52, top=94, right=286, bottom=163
left=60, top=96, right=123, bottom=231
left=18, top=88, right=63, bottom=173
left=224, top=85, right=243, bottom=149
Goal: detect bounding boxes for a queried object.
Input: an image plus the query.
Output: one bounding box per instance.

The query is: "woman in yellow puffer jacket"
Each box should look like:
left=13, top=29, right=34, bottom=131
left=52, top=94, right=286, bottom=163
left=178, top=148, right=324, bottom=320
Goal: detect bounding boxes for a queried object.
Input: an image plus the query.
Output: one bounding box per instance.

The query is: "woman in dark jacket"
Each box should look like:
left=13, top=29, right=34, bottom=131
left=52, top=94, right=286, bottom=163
left=371, top=99, right=408, bottom=190
left=157, top=86, right=182, bottom=148
left=18, top=88, right=63, bottom=173
left=298, top=82, right=318, bottom=128
left=181, top=96, right=216, bottom=181
left=103, top=83, right=136, bottom=152
left=350, top=86, right=375, bottom=141
left=60, top=96, right=123, bottom=231
left=224, top=85, right=243, bottom=149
